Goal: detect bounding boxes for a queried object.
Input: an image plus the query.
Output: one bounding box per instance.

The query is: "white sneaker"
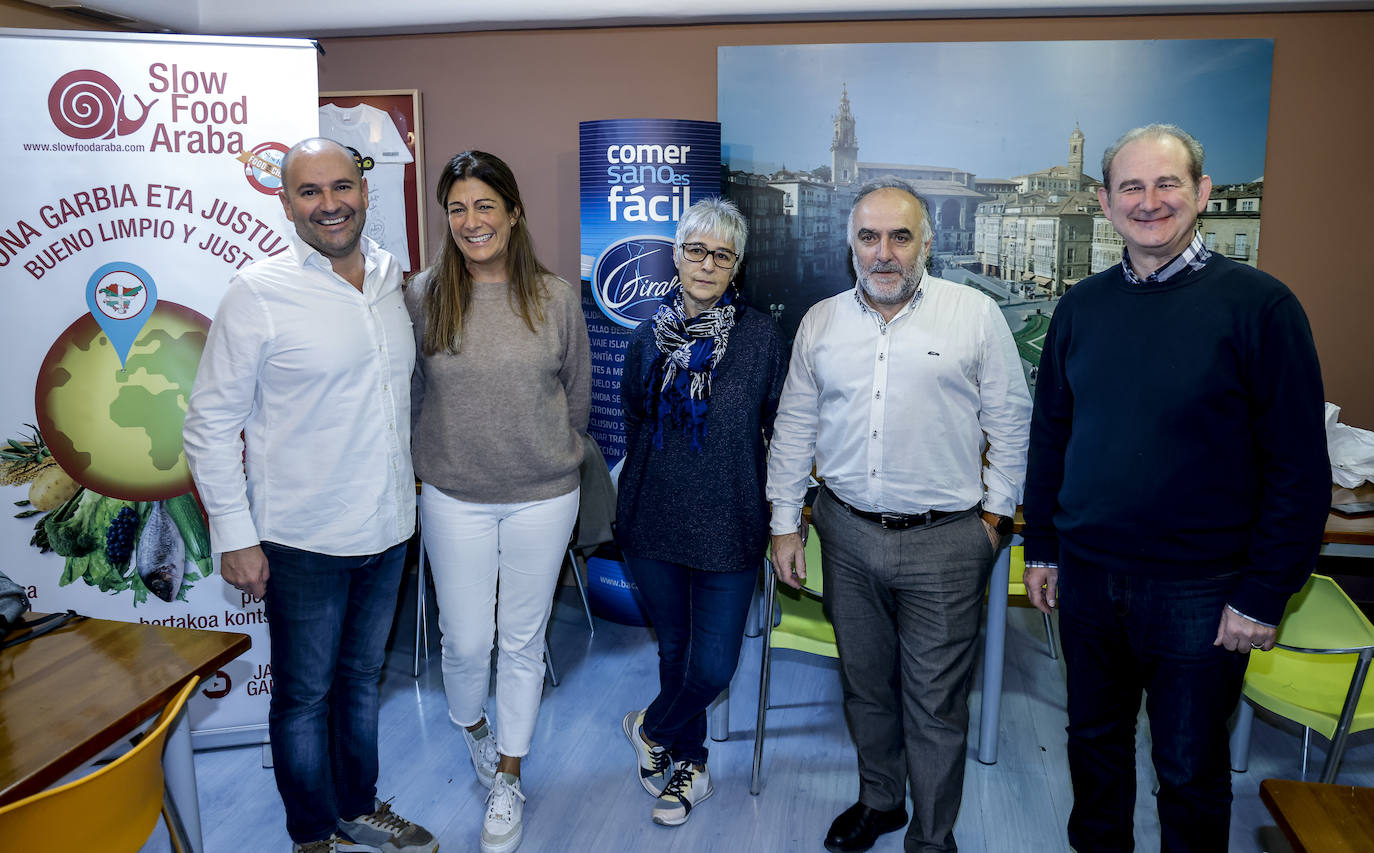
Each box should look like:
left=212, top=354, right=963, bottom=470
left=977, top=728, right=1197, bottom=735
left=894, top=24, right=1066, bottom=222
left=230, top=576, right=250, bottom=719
left=622, top=709, right=670, bottom=796
left=480, top=773, right=526, bottom=853
left=462, top=718, right=499, bottom=789
left=652, top=760, right=713, bottom=827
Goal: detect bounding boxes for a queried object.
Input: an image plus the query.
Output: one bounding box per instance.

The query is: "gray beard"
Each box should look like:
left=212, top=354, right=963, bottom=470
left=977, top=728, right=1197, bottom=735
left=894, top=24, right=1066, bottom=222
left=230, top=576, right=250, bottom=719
left=854, top=253, right=925, bottom=306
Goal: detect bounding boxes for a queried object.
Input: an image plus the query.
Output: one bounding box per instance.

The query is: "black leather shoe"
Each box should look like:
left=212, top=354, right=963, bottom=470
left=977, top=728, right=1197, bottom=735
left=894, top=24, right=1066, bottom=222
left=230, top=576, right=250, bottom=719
left=824, top=801, right=909, bottom=852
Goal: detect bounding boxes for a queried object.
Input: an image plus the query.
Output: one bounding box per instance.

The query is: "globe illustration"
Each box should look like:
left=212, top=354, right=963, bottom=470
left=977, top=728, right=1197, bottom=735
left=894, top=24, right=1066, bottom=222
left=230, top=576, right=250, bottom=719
left=34, top=302, right=210, bottom=501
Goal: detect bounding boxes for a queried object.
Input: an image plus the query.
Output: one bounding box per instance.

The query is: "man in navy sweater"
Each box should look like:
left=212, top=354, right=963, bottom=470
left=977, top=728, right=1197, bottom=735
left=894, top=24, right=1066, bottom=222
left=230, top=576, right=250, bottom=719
left=1021, top=124, right=1329, bottom=852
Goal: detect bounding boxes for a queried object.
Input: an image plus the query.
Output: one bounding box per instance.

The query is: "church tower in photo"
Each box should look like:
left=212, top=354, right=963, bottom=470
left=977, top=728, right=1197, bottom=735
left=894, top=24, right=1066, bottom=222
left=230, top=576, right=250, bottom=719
left=831, top=84, right=859, bottom=185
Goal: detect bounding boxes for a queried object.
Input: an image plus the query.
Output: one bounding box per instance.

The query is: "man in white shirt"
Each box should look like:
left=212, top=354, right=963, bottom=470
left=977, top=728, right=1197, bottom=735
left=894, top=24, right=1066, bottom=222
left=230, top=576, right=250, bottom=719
left=767, top=177, right=1031, bottom=853
left=183, top=138, right=436, bottom=853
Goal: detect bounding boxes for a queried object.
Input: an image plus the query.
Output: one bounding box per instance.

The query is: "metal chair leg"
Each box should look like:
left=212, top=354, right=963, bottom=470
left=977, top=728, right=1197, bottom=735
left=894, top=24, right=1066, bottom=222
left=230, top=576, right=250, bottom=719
left=751, top=566, right=778, bottom=795
left=1319, top=647, right=1372, bottom=783
left=566, top=547, right=595, bottom=636
left=1229, top=699, right=1254, bottom=772
left=545, top=635, right=560, bottom=687
left=413, top=535, right=429, bottom=679
left=1042, top=610, right=1058, bottom=660
left=709, top=687, right=730, bottom=742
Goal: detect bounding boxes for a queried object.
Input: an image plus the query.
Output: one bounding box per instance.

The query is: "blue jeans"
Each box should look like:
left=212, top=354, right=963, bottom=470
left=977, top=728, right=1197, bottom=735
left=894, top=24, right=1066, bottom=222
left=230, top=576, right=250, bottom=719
left=1057, top=561, right=1249, bottom=853
left=626, top=554, right=757, bottom=766
left=261, top=541, right=407, bottom=843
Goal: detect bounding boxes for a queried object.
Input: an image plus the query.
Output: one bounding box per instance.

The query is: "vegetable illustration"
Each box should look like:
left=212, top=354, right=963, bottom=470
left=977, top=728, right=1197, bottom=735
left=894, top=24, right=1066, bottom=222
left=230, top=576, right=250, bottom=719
left=1, top=424, right=54, bottom=486
left=28, top=462, right=80, bottom=511
left=137, top=500, right=185, bottom=603
left=104, top=506, right=141, bottom=568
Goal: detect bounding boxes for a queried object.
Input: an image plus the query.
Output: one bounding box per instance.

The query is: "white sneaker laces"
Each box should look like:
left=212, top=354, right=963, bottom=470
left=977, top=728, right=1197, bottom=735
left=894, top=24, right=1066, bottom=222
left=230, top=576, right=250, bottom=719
left=486, top=779, right=526, bottom=824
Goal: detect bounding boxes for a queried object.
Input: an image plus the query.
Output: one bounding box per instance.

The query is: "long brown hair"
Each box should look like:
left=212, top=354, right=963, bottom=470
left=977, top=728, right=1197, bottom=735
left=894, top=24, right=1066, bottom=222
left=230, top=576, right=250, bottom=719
left=422, top=150, right=551, bottom=355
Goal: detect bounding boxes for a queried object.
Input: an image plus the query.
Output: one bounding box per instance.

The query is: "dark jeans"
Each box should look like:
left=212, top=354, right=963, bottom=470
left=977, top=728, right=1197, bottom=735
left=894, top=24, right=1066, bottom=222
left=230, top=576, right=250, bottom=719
left=813, top=490, right=994, bottom=853
left=1057, top=562, right=1249, bottom=853
left=626, top=554, right=757, bottom=766
left=261, top=540, right=407, bottom=843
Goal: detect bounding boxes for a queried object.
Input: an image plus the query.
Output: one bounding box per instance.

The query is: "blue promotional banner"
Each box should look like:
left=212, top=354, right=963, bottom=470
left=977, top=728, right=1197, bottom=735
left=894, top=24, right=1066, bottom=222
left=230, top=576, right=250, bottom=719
left=578, top=119, right=721, bottom=464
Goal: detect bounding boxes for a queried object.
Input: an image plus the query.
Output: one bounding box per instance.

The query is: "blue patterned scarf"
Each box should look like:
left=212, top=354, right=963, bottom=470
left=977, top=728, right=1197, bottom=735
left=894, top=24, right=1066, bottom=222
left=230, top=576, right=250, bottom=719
left=647, top=285, right=737, bottom=452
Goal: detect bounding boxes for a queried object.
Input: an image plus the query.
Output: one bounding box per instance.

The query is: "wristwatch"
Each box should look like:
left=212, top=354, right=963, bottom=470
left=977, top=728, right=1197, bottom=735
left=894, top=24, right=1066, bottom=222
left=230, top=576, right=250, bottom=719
left=980, top=509, right=1014, bottom=536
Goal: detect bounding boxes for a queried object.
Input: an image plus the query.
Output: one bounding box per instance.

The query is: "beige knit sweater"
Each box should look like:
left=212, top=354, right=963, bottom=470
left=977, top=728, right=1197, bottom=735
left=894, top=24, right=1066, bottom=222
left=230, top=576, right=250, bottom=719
left=406, top=271, right=590, bottom=503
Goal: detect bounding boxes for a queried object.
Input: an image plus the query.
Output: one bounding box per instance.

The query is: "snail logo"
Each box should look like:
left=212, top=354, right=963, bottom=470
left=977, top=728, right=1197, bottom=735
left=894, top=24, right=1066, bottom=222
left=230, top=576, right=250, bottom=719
left=47, top=69, right=158, bottom=141
left=591, top=235, right=679, bottom=329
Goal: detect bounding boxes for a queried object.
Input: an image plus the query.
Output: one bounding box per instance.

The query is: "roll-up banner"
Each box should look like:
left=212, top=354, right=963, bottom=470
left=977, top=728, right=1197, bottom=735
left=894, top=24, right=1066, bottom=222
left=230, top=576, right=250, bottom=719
left=579, top=119, right=722, bottom=465
left=0, top=28, right=318, bottom=746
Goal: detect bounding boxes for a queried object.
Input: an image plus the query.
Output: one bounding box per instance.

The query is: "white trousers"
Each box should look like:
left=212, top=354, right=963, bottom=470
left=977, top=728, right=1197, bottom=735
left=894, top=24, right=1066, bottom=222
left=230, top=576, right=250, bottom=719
left=419, top=483, right=579, bottom=758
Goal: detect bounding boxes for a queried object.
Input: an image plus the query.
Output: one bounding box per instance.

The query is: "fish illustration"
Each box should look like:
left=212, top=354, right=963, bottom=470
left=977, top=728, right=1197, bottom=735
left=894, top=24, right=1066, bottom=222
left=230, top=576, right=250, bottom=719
left=137, top=499, right=185, bottom=602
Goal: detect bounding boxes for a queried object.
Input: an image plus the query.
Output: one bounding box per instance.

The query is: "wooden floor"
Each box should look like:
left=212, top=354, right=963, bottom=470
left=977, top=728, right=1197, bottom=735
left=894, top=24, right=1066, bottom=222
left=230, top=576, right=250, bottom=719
left=142, top=587, right=1374, bottom=853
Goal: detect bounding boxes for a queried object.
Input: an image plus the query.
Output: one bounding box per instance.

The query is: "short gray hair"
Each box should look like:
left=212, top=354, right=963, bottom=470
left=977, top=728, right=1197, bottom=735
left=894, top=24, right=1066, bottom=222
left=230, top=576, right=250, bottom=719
left=1100, top=124, right=1205, bottom=192
left=847, top=176, right=933, bottom=248
left=675, top=197, right=748, bottom=268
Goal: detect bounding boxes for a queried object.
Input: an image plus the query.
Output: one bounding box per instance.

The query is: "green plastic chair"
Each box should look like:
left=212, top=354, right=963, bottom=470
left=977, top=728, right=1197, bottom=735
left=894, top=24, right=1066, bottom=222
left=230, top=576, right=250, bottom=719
left=751, top=529, right=836, bottom=794
left=1229, top=574, right=1374, bottom=783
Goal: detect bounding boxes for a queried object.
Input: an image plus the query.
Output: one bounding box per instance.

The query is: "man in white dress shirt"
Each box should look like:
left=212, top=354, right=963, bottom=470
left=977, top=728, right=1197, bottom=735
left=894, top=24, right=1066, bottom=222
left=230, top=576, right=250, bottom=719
left=767, top=177, right=1031, bottom=853
left=183, top=138, right=436, bottom=853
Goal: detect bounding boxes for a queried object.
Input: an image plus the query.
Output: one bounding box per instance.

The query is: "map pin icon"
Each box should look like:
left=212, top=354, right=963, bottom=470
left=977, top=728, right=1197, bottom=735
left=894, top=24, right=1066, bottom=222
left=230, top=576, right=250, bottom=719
left=86, top=261, right=158, bottom=370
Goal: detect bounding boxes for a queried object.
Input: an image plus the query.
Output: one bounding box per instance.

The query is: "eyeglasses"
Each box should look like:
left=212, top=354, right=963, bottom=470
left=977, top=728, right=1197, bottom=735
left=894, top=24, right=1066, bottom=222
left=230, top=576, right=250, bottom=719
left=680, top=242, right=738, bottom=269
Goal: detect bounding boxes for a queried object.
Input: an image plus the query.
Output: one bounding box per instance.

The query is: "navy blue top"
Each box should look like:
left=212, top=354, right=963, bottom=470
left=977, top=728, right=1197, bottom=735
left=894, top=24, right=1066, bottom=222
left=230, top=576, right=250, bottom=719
left=1021, top=254, right=1330, bottom=625
left=616, top=307, right=787, bottom=573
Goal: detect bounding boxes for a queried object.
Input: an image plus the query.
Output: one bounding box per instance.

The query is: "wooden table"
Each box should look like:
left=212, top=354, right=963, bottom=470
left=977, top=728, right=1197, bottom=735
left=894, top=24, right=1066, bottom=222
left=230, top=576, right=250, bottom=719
left=1326, top=483, right=1374, bottom=550
left=1260, top=778, right=1374, bottom=852
left=0, top=614, right=250, bottom=852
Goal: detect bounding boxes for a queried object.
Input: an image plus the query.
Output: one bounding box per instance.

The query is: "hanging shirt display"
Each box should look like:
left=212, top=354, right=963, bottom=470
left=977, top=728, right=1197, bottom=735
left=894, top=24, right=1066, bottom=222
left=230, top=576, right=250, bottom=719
left=319, top=102, right=415, bottom=269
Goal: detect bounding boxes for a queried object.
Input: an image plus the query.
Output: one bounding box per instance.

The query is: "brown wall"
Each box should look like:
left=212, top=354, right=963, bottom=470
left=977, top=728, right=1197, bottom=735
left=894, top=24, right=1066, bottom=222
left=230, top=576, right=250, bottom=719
left=318, top=12, right=1374, bottom=428
left=0, top=0, right=105, bottom=29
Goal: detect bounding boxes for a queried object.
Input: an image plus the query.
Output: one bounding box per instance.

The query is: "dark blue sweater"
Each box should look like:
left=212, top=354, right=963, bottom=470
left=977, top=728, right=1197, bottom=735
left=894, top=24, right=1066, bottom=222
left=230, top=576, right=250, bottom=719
left=615, top=307, right=787, bottom=573
left=1021, top=255, right=1330, bottom=624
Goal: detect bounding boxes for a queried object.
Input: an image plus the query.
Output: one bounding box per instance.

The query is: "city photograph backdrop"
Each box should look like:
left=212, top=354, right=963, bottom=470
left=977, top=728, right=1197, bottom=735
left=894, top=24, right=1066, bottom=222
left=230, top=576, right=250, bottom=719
left=718, top=39, right=1273, bottom=386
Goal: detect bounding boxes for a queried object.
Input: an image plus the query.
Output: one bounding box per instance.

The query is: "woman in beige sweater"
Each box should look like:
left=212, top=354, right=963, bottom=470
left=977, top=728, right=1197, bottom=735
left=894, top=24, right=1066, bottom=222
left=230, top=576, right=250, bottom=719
left=406, top=150, right=590, bottom=853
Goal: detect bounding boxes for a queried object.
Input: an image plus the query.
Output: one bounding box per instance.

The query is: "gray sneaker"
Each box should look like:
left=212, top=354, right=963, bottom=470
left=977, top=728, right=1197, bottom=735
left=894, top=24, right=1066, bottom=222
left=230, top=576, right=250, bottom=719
left=337, top=799, right=437, bottom=853
left=652, top=760, right=713, bottom=826
left=622, top=709, right=670, bottom=796
left=462, top=718, right=499, bottom=789
left=480, top=773, right=525, bottom=853
left=293, top=834, right=370, bottom=853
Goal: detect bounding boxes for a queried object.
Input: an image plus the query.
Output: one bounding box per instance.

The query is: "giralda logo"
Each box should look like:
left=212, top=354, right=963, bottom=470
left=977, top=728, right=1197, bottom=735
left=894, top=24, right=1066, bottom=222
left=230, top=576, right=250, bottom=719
left=591, top=235, right=679, bottom=329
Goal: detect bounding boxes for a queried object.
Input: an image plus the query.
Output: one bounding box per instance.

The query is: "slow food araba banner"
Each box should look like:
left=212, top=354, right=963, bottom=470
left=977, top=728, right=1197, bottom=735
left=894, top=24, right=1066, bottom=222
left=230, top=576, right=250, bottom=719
left=578, top=119, right=721, bottom=465
left=0, top=29, right=318, bottom=739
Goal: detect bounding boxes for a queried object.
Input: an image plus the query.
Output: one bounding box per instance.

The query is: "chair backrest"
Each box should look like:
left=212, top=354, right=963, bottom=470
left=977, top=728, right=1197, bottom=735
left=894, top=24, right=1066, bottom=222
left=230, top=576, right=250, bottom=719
left=1274, top=574, right=1374, bottom=652
left=0, top=675, right=200, bottom=852
left=771, top=529, right=837, bottom=658
left=572, top=433, right=617, bottom=549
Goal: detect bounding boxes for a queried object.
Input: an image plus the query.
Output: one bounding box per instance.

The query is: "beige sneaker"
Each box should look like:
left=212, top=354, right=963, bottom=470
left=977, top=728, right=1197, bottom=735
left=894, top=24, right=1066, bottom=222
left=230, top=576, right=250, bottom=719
left=652, top=760, right=713, bottom=826
left=622, top=709, right=670, bottom=796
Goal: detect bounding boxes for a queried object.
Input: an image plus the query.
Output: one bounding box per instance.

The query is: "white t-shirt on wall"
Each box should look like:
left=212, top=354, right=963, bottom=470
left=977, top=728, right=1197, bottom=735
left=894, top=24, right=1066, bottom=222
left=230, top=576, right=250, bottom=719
left=319, top=103, right=415, bottom=269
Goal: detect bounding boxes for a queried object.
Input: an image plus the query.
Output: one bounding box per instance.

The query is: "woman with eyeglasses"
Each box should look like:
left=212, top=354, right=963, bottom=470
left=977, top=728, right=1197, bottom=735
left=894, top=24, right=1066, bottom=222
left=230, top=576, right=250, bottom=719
left=615, top=197, right=787, bottom=827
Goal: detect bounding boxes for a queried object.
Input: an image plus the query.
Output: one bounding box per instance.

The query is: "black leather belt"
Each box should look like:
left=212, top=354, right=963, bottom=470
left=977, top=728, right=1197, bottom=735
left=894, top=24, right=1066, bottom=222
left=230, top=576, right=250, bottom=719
left=823, top=484, right=968, bottom=531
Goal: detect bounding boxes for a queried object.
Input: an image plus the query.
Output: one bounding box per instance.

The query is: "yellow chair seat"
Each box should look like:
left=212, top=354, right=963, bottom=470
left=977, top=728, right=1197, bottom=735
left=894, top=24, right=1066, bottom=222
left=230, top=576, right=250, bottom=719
left=1244, top=575, right=1374, bottom=740
left=0, top=676, right=200, bottom=852
left=1234, top=574, right=1374, bottom=782
left=769, top=533, right=837, bottom=658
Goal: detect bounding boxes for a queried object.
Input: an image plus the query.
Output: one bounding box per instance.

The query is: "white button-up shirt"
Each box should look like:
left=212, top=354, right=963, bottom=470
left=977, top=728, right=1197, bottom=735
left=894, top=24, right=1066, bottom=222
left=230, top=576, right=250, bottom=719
left=183, top=233, right=415, bottom=557
left=767, top=276, right=1031, bottom=534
